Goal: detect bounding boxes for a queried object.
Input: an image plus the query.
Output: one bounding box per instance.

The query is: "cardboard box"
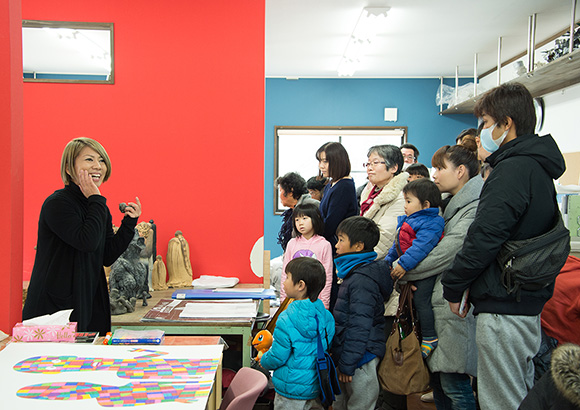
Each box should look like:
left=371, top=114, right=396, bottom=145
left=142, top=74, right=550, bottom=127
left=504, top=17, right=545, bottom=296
left=12, top=322, right=77, bottom=342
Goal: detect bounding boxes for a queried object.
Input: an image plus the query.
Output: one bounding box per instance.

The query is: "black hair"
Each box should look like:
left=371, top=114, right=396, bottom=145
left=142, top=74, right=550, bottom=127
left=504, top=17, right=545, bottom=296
left=368, top=145, right=404, bottom=176
left=432, top=144, right=480, bottom=179
left=400, top=143, right=419, bottom=160
left=292, top=203, right=325, bottom=237
left=316, top=142, right=351, bottom=181
left=456, top=128, right=477, bottom=144
left=276, top=172, right=308, bottom=200
left=474, top=82, right=536, bottom=136
left=406, top=163, right=430, bottom=178
left=403, top=178, right=442, bottom=209
left=285, top=257, right=326, bottom=302
left=306, top=176, right=328, bottom=191
left=336, top=216, right=380, bottom=252
left=481, top=163, right=493, bottom=179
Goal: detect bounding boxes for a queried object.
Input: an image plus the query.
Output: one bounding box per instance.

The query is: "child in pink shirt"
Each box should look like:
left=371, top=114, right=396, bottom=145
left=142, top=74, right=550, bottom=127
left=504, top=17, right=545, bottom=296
left=281, top=203, right=333, bottom=308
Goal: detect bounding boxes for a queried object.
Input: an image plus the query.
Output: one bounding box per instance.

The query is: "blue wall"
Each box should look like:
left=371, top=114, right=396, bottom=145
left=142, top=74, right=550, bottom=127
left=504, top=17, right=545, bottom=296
left=264, top=77, right=476, bottom=258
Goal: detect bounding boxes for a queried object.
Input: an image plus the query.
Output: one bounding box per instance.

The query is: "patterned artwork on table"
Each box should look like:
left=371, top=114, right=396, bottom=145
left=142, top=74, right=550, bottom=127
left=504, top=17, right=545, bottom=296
left=13, top=348, right=218, bottom=379
left=17, top=380, right=212, bottom=406
left=0, top=344, right=223, bottom=409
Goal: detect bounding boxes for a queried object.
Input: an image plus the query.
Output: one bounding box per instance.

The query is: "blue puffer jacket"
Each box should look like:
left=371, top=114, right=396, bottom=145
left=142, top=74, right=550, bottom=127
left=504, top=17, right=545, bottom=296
left=385, top=207, right=444, bottom=272
left=260, top=298, right=335, bottom=400
left=332, top=257, right=393, bottom=376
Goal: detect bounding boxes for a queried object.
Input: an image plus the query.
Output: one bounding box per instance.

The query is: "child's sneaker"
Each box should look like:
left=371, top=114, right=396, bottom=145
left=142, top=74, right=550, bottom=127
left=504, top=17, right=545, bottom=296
left=421, top=337, right=438, bottom=358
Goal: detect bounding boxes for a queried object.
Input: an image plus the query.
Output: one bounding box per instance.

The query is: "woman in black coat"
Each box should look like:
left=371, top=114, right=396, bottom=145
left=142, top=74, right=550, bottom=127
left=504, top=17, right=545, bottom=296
left=23, top=137, right=142, bottom=334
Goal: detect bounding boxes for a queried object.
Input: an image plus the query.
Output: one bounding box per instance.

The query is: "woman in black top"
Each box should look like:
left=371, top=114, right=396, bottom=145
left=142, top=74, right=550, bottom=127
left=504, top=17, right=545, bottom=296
left=23, top=137, right=142, bottom=334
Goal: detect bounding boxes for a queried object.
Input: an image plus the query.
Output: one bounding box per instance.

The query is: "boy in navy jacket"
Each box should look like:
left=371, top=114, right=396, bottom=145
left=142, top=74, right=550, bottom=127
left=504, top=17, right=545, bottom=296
left=332, top=216, right=393, bottom=410
left=385, top=178, right=444, bottom=357
left=260, top=257, right=335, bottom=409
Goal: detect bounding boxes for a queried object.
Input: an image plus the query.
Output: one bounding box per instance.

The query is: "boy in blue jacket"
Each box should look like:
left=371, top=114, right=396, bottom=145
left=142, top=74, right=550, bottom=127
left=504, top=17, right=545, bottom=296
left=332, top=216, right=393, bottom=410
left=385, top=178, right=444, bottom=358
left=260, top=257, right=335, bottom=409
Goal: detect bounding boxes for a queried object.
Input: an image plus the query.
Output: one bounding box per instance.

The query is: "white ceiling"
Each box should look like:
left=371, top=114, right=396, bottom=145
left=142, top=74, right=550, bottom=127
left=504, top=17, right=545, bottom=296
left=265, top=0, right=576, bottom=78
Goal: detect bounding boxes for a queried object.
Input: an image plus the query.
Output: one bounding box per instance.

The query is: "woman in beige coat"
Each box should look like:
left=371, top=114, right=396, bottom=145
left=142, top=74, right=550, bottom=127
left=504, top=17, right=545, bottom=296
left=360, top=144, right=408, bottom=259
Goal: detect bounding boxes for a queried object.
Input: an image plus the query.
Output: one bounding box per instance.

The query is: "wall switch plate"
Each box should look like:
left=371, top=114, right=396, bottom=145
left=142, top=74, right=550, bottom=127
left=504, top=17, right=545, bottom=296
left=384, top=108, right=398, bottom=121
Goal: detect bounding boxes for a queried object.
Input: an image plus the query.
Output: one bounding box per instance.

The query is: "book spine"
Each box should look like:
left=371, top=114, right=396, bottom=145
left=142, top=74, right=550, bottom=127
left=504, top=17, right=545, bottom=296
left=110, top=338, right=163, bottom=345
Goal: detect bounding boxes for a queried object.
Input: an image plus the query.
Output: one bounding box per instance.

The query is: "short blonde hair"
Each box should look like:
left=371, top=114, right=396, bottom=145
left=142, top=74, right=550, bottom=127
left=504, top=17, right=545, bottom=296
left=60, top=137, right=112, bottom=185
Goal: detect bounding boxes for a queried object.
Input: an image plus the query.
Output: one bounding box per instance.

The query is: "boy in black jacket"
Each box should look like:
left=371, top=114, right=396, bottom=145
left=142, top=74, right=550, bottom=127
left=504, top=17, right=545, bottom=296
left=441, top=83, right=567, bottom=410
left=331, top=216, right=393, bottom=410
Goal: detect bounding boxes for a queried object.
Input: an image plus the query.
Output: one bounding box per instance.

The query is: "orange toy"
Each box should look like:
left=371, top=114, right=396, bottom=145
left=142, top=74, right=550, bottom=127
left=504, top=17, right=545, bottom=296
left=252, top=330, right=273, bottom=361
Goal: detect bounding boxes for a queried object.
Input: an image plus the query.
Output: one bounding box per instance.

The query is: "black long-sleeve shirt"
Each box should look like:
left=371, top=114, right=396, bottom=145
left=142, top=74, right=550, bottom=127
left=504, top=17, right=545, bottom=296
left=23, top=183, right=137, bottom=333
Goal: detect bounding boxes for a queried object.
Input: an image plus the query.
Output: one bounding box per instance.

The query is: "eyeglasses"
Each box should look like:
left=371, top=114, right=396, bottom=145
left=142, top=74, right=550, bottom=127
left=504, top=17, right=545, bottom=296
left=403, top=155, right=416, bottom=161
left=363, top=161, right=386, bottom=168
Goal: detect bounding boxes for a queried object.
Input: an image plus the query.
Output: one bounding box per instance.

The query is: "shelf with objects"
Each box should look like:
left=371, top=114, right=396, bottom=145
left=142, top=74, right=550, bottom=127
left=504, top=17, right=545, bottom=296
left=440, top=10, right=580, bottom=115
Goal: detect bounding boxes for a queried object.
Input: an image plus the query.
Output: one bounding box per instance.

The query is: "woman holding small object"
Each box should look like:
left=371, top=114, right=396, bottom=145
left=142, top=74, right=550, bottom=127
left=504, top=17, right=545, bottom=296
left=23, top=137, right=142, bottom=334
left=403, top=144, right=482, bottom=410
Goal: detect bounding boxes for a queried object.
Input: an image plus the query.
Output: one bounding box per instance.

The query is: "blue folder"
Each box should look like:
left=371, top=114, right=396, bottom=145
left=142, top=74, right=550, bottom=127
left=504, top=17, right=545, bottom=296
left=172, top=288, right=276, bottom=300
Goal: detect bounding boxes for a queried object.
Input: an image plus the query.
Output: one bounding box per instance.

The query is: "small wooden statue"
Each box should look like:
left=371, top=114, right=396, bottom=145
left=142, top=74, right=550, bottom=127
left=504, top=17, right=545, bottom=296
left=152, top=255, right=168, bottom=290
left=166, top=230, right=193, bottom=288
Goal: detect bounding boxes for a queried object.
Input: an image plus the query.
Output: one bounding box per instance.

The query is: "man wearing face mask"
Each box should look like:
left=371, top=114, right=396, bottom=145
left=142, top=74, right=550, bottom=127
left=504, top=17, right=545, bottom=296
left=441, top=83, right=566, bottom=410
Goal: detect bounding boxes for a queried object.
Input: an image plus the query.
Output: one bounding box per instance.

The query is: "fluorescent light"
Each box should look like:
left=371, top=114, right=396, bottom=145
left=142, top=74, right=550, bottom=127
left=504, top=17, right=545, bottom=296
left=338, top=7, right=389, bottom=76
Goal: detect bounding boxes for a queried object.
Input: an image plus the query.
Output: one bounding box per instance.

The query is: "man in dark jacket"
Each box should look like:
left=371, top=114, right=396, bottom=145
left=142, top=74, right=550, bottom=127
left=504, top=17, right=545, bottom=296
left=441, top=83, right=567, bottom=410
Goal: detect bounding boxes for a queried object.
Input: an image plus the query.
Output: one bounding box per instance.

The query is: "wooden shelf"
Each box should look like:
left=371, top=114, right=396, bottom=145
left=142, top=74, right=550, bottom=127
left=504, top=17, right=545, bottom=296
left=441, top=48, right=580, bottom=115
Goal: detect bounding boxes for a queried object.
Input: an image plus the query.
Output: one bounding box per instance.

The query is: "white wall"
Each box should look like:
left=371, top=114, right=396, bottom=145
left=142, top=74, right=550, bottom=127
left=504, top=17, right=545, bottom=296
left=542, top=83, right=580, bottom=153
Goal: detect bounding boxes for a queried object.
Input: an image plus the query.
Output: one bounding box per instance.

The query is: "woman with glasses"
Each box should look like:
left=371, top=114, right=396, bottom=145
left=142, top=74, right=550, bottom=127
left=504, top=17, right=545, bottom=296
left=360, top=145, right=408, bottom=259
left=316, top=142, right=358, bottom=309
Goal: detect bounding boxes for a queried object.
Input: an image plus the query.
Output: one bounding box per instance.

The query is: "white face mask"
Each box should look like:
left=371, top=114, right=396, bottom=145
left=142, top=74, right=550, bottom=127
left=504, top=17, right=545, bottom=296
left=480, top=123, right=508, bottom=153
left=402, top=162, right=411, bottom=171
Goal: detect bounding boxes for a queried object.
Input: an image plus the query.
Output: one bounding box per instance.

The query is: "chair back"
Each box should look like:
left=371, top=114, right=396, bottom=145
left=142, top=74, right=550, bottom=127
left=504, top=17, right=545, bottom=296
left=219, top=366, right=268, bottom=410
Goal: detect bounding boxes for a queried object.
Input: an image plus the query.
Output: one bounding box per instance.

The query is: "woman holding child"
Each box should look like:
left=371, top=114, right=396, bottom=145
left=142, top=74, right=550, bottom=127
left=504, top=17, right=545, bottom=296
left=403, top=144, right=482, bottom=410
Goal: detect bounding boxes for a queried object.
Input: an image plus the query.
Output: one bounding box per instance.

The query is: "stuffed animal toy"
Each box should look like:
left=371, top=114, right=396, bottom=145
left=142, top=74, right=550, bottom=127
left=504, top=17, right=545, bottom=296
left=252, top=330, right=273, bottom=361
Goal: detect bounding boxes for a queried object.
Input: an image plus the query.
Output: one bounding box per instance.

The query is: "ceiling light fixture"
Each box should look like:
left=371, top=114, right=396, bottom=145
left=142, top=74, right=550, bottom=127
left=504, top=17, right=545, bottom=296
left=337, top=7, right=389, bottom=77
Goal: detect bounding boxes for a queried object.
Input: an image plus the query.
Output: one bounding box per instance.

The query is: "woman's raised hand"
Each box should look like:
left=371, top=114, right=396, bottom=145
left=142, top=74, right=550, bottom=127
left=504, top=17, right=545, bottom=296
left=78, top=169, right=101, bottom=198
left=123, top=197, right=142, bottom=218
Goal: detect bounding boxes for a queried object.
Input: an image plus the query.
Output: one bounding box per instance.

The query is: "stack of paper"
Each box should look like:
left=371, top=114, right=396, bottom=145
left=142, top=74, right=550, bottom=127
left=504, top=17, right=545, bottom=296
left=179, top=300, right=257, bottom=319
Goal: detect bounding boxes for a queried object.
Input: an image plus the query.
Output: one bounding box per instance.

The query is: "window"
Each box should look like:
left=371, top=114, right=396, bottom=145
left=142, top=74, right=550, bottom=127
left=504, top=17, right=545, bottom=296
left=274, top=126, right=407, bottom=213
left=22, top=20, right=114, bottom=84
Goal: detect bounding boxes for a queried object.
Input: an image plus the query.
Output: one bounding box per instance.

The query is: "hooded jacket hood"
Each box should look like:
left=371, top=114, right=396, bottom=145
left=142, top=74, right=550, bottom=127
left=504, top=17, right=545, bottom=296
left=488, top=134, right=566, bottom=180
left=285, top=298, right=327, bottom=340
left=551, top=343, right=580, bottom=407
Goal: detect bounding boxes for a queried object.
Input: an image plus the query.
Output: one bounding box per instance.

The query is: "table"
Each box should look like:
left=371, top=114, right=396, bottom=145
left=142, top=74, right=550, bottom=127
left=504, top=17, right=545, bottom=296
left=1, top=335, right=223, bottom=410
left=111, top=288, right=256, bottom=367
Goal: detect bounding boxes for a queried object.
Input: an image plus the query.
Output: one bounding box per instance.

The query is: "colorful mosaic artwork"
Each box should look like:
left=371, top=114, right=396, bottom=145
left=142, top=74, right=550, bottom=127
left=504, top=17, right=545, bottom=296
left=13, top=348, right=219, bottom=379
left=9, top=348, right=221, bottom=407
left=17, top=380, right=212, bottom=406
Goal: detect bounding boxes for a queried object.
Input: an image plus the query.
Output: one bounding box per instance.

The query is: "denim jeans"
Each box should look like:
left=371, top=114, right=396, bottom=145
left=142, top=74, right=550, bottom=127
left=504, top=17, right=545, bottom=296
left=431, top=372, right=476, bottom=410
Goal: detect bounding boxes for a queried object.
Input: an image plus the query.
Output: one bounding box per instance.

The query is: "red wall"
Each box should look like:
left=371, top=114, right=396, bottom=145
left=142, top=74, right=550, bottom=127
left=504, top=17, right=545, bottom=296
left=21, top=1, right=265, bottom=283
left=1, top=0, right=24, bottom=333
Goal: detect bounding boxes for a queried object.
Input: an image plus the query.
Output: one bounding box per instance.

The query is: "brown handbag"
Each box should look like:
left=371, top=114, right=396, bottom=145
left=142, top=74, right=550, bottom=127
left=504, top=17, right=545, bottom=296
left=378, top=283, right=430, bottom=395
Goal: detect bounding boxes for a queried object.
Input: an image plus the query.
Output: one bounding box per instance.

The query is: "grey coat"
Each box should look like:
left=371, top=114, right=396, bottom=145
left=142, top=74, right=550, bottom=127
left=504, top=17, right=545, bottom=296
left=404, top=175, right=484, bottom=376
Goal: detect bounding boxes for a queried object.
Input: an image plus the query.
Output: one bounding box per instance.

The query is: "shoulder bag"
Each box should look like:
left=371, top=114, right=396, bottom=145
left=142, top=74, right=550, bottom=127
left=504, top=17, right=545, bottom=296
left=378, top=283, right=430, bottom=395
left=315, top=315, right=341, bottom=408
left=497, top=209, right=570, bottom=301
